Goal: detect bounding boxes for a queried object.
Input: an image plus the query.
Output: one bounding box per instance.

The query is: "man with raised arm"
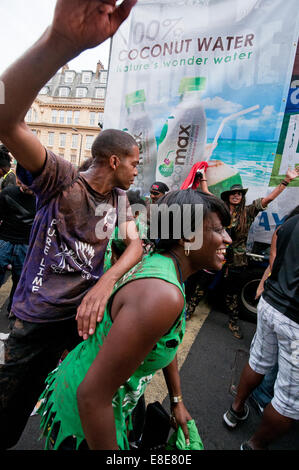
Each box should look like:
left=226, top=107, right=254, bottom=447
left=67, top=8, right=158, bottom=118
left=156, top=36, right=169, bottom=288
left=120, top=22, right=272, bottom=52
left=0, top=0, right=140, bottom=449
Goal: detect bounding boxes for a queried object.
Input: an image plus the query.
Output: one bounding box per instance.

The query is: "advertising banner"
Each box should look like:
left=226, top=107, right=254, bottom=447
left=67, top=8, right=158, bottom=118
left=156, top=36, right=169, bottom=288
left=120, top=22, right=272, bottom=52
left=104, top=0, right=299, bottom=243
left=248, top=69, right=299, bottom=246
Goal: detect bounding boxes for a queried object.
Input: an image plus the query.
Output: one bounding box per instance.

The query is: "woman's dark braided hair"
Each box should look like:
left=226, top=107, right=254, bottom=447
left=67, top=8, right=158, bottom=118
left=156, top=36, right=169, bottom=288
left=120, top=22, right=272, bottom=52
left=222, top=192, right=247, bottom=235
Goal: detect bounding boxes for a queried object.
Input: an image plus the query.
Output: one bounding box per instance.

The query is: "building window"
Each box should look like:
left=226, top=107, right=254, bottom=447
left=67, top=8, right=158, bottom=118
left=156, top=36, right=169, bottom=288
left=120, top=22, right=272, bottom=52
left=27, top=109, right=37, bottom=122
left=64, top=71, right=75, bottom=83
left=59, top=133, right=66, bottom=148
left=85, top=135, right=93, bottom=150
left=71, top=154, right=77, bottom=164
left=58, top=87, right=70, bottom=97
left=59, top=110, right=65, bottom=124
left=72, top=134, right=79, bottom=149
left=82, top=71, right=92, bottom=84
left=90, top=112, right=96, bottom=126
left=48, top=132, right=55, bottom=146
left=76, top=87, right=88, bottom=98
left=66, top=110, right=73, bottom=124
left=31, top=129, right=37, bottom=136
left=59, top=153, right=64, bottom=159
left=98, top=112, right=104, bottom=124
left=99, top=71, right=108, bottom=84
left=74, top=111, right=80, bottom=125
left=95, top=88, right=106, bottom=99
left=52, top=109, right=57, bottom=124
left=39, top=86, right=49, bottom=95
left=25, top=109, right=32, bottom=122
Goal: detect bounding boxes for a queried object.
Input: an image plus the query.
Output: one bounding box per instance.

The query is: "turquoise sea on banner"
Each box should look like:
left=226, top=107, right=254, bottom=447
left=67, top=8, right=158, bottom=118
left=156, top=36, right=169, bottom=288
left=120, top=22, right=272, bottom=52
left=208, top=139, right=278, bottom=187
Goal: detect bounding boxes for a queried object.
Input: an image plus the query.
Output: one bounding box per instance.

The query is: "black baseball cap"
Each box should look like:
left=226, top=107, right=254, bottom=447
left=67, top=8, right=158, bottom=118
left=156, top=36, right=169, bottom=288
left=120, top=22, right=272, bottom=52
left=150, top=181, right=169, bottom=194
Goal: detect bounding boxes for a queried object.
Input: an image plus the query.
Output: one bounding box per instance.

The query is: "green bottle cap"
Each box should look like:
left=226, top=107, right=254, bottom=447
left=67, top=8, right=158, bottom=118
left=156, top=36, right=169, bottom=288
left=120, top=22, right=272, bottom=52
left=125, top=89, right=146, bottom=108
left=179, top=77, right=206, bottom=94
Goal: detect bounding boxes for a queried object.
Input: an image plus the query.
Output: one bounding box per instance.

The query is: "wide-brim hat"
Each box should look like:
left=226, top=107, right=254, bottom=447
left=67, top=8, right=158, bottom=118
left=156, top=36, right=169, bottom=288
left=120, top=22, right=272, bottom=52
left=220, top=184, right=248, bottom=201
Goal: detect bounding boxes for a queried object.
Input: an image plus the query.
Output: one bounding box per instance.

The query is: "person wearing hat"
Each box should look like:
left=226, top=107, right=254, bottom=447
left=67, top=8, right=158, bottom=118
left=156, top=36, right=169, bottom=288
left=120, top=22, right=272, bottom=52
left=149, top=181, right=169, bottom=204
left=220, top=168, right=299, bottom=339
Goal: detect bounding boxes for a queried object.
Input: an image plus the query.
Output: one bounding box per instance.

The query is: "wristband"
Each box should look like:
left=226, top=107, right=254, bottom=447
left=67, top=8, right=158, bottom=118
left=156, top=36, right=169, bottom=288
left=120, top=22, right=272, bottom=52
left=170, top=395, right=183, bottom=404
left=281, top=180, right=289, bottom=186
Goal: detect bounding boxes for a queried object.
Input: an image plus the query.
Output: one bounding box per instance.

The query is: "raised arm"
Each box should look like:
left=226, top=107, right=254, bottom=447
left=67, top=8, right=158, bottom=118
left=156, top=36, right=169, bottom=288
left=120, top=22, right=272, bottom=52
left=261, top=168, right=299, bottom=207
left=198, top=178, right=213, bottom=195
left=77, top=279, right=184, bottom=449
left=196, top=168, right=213, bottom=195
left=0, top=0, right=137, bottom=173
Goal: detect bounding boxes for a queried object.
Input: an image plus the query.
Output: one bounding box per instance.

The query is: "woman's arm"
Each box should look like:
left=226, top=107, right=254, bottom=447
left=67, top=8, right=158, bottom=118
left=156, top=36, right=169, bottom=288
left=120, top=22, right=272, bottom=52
left=77, top=278, right=184, bottom=449
left=261, top=168, right=299, bottom=207
left=163, top=356, right=192, bottom=444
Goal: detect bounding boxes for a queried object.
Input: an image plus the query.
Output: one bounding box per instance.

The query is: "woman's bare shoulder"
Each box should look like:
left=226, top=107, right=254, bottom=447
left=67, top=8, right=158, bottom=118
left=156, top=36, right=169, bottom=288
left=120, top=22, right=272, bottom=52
left=111, top=277, right=184, bottom=321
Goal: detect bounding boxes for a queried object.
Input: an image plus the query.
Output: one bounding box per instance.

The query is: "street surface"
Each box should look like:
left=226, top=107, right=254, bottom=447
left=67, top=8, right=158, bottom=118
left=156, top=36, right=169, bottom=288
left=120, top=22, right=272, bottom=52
left=0, top=275, right=298, bottom=451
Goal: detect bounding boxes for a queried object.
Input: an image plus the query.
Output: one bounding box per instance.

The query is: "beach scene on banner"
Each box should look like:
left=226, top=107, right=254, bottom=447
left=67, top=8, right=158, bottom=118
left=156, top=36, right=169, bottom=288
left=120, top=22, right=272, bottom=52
left=104, top=0, right=298, bottom=199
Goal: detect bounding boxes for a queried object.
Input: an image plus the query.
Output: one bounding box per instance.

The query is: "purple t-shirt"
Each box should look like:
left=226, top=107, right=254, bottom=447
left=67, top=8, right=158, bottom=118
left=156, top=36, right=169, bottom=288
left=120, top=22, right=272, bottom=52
left=12, top=151, right=131, bottom=323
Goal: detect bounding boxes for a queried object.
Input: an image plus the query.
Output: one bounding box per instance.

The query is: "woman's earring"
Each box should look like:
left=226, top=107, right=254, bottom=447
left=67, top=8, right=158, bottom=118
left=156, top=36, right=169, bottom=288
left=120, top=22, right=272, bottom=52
left=184, top=243, right=190, bottom=257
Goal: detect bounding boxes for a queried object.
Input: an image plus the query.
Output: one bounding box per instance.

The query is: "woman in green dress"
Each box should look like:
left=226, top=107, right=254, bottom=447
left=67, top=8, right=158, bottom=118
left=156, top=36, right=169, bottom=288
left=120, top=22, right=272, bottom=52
left=38, top=189, right=231, bottom=450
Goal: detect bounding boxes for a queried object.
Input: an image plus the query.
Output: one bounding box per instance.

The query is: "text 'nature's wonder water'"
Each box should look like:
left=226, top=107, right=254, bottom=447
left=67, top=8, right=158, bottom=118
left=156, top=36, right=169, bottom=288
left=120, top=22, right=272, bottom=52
left=156, top=77, right=207, bottom=190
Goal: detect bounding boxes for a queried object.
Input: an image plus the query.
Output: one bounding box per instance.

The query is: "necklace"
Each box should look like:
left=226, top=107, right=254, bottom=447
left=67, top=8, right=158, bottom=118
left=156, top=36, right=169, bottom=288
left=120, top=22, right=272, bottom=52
left=168, top=250, right=184, bottom=287
left=168, top=250, right=186, bottom=321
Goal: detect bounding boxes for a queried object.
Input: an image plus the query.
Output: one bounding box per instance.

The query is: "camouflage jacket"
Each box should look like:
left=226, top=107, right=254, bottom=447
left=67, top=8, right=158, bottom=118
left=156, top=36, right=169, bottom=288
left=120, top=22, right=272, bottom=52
left=226, top=198, right=267, bottom=267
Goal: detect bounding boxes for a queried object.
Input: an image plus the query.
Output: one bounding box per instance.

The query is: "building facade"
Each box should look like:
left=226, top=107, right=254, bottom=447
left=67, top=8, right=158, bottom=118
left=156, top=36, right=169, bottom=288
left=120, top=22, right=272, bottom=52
left=24, top=61, right=107, bottom=168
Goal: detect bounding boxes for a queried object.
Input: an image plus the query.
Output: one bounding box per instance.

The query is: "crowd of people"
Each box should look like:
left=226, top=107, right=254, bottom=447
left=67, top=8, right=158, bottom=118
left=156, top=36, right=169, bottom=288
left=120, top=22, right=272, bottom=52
left=0, top=0, right=298, bottom=452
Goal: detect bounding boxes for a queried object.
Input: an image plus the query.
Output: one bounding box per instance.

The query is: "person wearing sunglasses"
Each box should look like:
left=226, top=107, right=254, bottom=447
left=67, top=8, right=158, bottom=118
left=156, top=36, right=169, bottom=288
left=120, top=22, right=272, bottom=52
left=220, top=168, right=299, bottom=339
left=149, top=181, right=169, bottom=204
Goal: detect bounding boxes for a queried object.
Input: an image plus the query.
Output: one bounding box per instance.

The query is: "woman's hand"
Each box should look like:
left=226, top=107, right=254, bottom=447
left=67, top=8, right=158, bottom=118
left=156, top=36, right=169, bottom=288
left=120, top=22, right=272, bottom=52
left=171, top=402, right=193, bottom=445
left=285, top=167, right=299, bottom=182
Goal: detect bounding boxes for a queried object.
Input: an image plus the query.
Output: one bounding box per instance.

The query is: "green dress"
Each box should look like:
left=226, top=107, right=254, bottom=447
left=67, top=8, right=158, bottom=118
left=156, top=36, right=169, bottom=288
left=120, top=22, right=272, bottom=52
left=38, top=252, right=186, bottom=450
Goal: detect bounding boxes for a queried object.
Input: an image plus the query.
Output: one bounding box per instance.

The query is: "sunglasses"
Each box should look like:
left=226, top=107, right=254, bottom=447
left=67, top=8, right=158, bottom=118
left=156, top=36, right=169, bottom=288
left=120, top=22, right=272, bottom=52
left=150, top=190, right=160, bottom=196
left=230, top=191, right=243, bottom=196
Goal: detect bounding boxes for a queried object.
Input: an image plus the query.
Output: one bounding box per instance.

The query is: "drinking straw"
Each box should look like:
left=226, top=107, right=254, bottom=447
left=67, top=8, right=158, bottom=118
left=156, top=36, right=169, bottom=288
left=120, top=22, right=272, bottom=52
left=205, top=104, right=260, bottom=161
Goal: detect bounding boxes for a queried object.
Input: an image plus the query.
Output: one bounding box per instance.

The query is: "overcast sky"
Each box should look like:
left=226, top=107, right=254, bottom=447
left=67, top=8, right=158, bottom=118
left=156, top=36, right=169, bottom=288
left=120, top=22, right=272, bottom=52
left=0, top=0, right=111, bottom=74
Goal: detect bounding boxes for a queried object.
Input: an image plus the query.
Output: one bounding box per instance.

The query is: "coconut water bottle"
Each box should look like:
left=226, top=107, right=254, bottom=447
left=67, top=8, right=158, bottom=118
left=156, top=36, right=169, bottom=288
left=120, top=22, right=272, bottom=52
left=156, top=77, right=207, bottom=190
left=123, top=90, right=157, bottom=195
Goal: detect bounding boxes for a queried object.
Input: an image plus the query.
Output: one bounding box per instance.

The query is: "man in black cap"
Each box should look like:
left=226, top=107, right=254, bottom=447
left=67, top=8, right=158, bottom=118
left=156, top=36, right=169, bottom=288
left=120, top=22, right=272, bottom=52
left=220, top=169, right=299, bottom=339
left=149, top=181, right=169, bottom=204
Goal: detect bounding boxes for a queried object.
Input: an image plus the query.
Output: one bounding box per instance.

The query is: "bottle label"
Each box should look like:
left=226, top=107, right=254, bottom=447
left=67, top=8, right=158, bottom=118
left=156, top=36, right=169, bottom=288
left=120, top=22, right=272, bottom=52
left=159, top=153, right=174, bottom=177
left=158, top=123, right=204, bottom=189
